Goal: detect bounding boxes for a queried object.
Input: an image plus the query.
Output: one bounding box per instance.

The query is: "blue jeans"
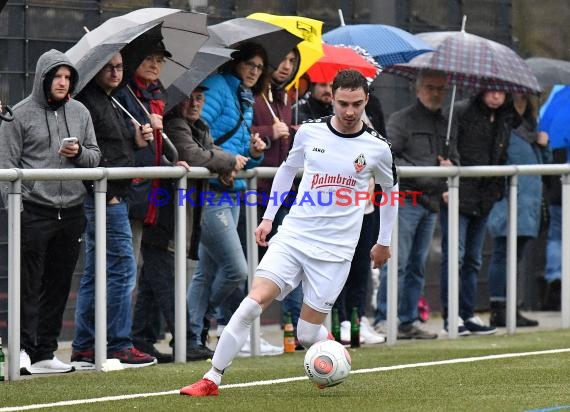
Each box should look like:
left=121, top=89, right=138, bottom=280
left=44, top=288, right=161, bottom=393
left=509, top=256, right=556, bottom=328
left=375, top=199, right=437, bottom=326
left=187, top=192, right=248, bottom=347
left=440, top=207, right=488, bottom=321
left=487, top=236, right=531, bottom=300
left=545, top=205, right=561, bottom=283
left=73, top=196, right=137, bottom=353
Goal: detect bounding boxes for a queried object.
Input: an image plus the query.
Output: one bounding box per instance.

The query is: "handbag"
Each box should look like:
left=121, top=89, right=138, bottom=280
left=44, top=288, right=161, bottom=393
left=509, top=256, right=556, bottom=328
left=128, top=177, right=153, bottom=221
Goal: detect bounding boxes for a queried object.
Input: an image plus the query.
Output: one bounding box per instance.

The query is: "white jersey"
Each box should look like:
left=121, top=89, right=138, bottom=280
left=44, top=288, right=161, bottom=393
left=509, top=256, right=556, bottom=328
left=273, top=117, right=397, bottom=261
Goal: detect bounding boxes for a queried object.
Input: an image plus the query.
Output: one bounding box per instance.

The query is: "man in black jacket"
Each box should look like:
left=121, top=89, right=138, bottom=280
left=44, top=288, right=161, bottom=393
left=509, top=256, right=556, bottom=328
left=71, top=52, right=157, bottom=369
left=374, top=70, right=458, bottom=339
left=293, top=81, right=333, bottom=124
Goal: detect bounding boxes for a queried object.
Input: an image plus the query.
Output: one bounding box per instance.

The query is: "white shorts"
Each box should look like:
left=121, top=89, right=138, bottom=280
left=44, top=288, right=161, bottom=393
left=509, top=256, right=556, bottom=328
left=256, top=235, right=351, bottom=313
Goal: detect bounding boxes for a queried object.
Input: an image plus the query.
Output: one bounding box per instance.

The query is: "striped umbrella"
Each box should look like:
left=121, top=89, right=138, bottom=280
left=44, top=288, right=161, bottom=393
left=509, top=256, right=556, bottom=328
left=384, top=30, right=542, bottom=95
left=322, top=24, right=434, bottom=66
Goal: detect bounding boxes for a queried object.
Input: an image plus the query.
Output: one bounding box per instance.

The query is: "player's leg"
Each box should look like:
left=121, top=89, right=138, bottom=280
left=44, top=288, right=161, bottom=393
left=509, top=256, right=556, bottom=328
left=296, top=305, right=329, bottom=348
left=180, top=238, right=302, bottom=397
left=297, top=256, right=352, bottom=349
left=180, top=277, right=280, bottom=396
left=209, top=277, right=280, bottom=373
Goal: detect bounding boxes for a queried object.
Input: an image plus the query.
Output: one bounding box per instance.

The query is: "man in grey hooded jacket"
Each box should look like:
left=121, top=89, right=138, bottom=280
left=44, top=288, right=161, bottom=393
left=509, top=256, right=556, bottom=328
left=0, top=49, right=100, bottom=375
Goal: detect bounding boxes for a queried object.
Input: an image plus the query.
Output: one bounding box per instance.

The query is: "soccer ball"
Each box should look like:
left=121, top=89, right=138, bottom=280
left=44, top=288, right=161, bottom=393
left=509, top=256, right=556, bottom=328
left=303, top=340, right=352, bottom=388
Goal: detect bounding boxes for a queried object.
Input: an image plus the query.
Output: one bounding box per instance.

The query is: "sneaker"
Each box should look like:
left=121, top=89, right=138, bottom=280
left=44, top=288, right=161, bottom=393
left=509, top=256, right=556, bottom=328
left=238, top=336, right=283, bottom=357
left=186, top=345, right=214, bottom=361
left=132, top=339, right=173, bottom=364
left=515, top=311, right=539, bottom=327
left=360, top=317, right=385, bottom=344
left=373, top=321, right=387, bottom=335
left=71, top=349, right=95, bottom=371
left=340, top=320, right=351, bottom=344
left=398, top=322, right=437, bottom=340
left=20, top=350, right=32, bottom=375
left=29, top=356, right=75, bottom=374
left=294, top=337, right=305, bottom=351
left=180, top=378, right=219, bottom=397
left=441, top=317, right=471, bottom=337
left=340, top=320, right=365, bottom=345
left=108, top=347, right=157, bottom=368
left=464, top=316, right=497, bottom=335
left=489, top=309, right=540, bottom=328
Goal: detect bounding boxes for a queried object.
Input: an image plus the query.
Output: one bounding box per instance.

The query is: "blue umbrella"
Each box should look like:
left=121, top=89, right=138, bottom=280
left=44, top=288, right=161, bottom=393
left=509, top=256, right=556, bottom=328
left=539, top=85, right=570, bottom=150
left=322, top=24, right=433, bottom=66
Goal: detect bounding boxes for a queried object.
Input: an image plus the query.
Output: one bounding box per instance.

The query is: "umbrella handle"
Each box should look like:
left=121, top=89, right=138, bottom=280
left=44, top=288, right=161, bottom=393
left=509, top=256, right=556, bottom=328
left=261, top=93, right=280, bottom=123
left=0, top=101, right=14, bottom=122
left=161, top=131, right=179, bottom=164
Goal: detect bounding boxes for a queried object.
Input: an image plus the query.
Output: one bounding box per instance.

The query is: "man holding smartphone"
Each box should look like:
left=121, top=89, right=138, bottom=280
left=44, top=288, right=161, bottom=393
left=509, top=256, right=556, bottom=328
left=71, top=52, right=157, bottom=370
left=0, top=49, right=101, bottom=374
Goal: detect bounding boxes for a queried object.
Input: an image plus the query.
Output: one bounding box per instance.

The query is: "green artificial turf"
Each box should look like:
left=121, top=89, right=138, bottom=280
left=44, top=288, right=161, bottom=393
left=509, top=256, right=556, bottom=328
left=1, top=330, right=570, bottom=412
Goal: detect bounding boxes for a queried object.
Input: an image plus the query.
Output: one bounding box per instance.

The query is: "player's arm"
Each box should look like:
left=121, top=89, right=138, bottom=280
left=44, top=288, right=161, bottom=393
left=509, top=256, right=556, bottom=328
left=371, top=143, right=399, bottom=268
left=371, top=182, right=399, bottom=268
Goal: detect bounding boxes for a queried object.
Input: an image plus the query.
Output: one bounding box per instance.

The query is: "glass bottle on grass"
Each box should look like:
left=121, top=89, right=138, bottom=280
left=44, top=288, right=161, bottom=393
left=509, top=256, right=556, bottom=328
left=0, top=337, right=5, bottom=381
left=331, top=308, right=341, bottom=342
left=350, top=307, right=360, bottom=348
left=283, top=312, right=296, bottom=353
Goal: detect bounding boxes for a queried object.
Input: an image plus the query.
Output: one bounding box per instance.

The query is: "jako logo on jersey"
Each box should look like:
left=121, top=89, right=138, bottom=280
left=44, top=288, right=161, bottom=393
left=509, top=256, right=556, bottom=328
left=354, top=153, right=366, bottom=173
left=312, top=147, right=325, bottom=153
left=311, top=173, right=357, bottom=190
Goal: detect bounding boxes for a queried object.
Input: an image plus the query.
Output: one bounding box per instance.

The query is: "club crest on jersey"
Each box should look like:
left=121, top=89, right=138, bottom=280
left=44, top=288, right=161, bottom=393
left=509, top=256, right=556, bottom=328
left=354, top=154, right=366, bottom=173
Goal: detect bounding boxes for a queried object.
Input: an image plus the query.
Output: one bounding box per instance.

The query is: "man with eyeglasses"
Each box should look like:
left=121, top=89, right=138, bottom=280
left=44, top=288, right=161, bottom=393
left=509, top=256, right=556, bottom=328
left=71, top=52, right=157, bottom=369
left=374, top=69, right=459, bottom=340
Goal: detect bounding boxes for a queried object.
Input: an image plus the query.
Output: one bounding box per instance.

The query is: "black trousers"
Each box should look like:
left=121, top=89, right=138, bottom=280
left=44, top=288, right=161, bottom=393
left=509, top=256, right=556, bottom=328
left=132, top=243, right=175, bottom=347
left=20, top=203, right=85, bottom=362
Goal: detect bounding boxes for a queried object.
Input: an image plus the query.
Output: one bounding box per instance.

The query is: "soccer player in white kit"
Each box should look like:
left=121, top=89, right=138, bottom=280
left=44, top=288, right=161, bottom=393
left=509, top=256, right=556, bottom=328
left=181, top=69, right=399, bottom=397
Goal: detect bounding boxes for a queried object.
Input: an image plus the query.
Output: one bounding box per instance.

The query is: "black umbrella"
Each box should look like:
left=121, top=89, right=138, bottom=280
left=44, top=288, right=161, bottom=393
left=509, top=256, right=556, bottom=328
left=208, top=18, right=302, bottom=70
left=164, top=41, right=235, bottom=113
left=525, top=57, right=570, bottom=88
left=66, top=8, right=209, bottom=94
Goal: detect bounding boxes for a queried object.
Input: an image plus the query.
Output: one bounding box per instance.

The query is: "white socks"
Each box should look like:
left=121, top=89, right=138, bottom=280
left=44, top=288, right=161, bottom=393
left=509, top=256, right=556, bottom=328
left=204, top=297, right=263, bottom=385
left=296, top=318, right=329, bottom=348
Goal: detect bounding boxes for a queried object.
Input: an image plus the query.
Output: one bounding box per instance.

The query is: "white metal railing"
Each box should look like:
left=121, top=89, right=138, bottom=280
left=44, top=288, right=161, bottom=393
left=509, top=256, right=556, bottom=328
left=1, top=163, right=569, bottom=380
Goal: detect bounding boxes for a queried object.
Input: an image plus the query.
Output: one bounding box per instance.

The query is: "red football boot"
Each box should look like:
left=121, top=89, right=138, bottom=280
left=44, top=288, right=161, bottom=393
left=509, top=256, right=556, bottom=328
left=180, top=378, right=219, bottom=397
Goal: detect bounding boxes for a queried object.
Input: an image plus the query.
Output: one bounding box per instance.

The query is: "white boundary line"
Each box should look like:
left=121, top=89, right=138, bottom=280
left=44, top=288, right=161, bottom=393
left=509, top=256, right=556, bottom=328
left=2, top=347, right=570, bottom=411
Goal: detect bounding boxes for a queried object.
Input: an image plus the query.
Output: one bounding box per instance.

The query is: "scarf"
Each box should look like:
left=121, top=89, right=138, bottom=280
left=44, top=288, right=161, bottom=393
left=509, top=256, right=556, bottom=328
left=239, top=85, right=254, bottom=107
left=131, top=76, right=165, bottom=226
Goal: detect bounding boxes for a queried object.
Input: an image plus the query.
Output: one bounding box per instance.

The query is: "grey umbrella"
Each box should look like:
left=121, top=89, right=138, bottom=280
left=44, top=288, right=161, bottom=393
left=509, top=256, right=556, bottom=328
left=66, top=8, right=209, bottom=94
left=165, top=42, right=235, bottom=113
left=208, top=18, right=302, bottom=70
left=525, top=57, right=570, bottom=88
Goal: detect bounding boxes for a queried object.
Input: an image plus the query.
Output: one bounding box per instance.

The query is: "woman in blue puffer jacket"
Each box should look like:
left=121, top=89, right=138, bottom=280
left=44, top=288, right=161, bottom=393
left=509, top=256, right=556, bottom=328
left=186, top=42, right=269, bottom=357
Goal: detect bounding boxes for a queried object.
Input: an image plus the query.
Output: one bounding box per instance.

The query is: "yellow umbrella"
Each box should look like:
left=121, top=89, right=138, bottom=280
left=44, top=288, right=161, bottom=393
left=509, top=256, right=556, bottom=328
left=248, top=13, right=324, bottom=90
